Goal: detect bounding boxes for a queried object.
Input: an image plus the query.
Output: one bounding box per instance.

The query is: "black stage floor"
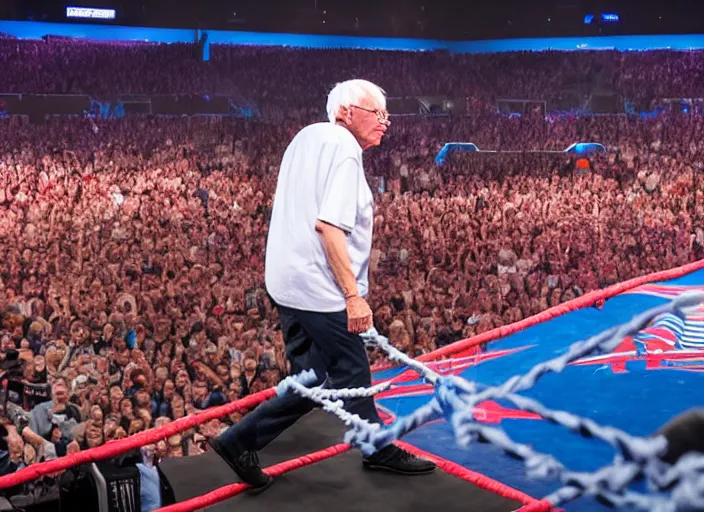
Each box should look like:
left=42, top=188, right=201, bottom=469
left=159, top=410, right=523, bottom=512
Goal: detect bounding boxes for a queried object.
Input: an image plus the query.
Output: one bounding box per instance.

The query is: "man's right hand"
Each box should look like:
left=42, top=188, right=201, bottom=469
left=346, top=295, right=373, bottom=334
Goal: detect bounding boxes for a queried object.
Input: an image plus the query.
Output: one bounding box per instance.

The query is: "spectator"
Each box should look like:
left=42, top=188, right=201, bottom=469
left=28, top=379, right=80, bottom=440
left=0, top=39, right=702, bottom=472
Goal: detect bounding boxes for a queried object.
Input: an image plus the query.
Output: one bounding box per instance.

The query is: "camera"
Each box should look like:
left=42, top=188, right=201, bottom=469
left=0, top=350, right=24, bottom=379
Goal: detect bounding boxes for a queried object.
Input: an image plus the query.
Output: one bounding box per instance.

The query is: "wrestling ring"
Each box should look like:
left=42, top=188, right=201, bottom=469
left=3, top=260, right=704, bottom=511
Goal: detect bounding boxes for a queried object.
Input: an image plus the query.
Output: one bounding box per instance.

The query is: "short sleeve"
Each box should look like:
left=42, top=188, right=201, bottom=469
left=317, top=157, right=360, bottom=233
left=42, top=440, right=58, bottom=461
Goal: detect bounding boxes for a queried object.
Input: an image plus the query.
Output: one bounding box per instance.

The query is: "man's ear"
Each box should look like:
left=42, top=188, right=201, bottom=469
left=336, top=106, right=352, bottom=125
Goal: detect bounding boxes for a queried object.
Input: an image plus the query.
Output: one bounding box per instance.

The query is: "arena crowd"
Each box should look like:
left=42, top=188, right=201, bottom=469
left=0, top=38, right=702, bottom=476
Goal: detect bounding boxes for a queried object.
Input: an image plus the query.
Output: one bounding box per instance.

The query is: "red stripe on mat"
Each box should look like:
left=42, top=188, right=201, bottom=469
left=372, top=258, right=704, bottom=372
left=395, top=441, right=552, bottom=511
left=155, top=443, right=351, bottom=512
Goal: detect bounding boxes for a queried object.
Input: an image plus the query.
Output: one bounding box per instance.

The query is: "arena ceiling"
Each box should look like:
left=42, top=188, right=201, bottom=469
left=5, top=0, right=704, bottom=41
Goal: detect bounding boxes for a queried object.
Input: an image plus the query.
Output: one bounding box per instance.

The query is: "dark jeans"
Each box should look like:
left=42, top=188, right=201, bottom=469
left=219, top=305, right=383, bottom=452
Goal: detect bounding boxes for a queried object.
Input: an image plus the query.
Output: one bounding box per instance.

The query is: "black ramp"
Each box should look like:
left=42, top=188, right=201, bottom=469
left=202, top=410, right=522, bottom=512
left=209, top=450, right=522, bottom=512
left=158, top=410, right=346, bottom=503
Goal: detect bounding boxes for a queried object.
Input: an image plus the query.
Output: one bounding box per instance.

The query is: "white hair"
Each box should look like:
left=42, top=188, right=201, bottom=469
left=326, top=79, right=386, bottom=124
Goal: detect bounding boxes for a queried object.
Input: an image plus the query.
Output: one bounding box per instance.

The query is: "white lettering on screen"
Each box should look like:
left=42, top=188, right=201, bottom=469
left=66, top=7, right=116, bottom=19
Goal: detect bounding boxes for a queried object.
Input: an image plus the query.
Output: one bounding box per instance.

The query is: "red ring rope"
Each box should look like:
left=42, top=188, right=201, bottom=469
left=395, top=441, right=547, bottom=509
left=0, top=388, right=276, bottom=489
left=373, top=258, right=704, bottom=371
left=155, top=443, right=351, bottom=512
left=517, top=500, right=558, bottom=512
left=156, top=440, right=553, bottom=512
left=4, top=259, right=703, bottom=506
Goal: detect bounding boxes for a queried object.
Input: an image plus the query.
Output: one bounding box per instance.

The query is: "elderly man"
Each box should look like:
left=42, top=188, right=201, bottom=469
left=28, top=378, right=81, bottom=440
left=211, top=79, right=435, bottom=492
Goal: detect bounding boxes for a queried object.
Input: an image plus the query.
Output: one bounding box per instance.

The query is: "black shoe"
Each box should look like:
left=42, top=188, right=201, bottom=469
left=208, top=437, right=273, bottom=493
left=362, top=444, right=436, bottom=475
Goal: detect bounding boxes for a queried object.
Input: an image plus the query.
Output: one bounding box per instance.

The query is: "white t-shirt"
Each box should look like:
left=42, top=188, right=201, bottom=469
left=265, top=123, right=374, bottom=313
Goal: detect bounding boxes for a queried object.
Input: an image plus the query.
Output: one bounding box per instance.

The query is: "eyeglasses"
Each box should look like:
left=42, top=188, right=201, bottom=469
left=351, top=105, right=390, bottom=123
